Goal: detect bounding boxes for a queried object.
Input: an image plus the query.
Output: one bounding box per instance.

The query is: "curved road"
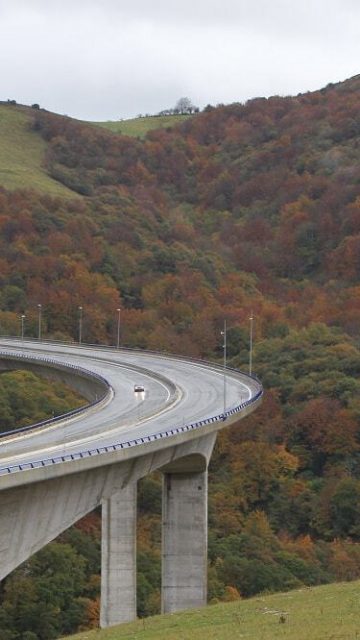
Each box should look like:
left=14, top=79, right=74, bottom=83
left=0, top=339, right=262, bottom=476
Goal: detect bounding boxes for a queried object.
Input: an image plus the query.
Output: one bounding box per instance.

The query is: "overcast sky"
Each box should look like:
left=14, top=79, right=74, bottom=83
left=0, top=0, right=359, bottom=121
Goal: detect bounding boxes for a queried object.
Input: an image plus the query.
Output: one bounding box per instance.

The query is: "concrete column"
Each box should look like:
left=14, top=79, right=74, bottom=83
left=100, top=482, right=137, bottom=627
left=162, top=471, right=208, bottom=613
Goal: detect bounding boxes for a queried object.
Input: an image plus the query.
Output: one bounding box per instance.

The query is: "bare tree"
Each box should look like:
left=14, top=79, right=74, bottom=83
left=174, top=97, right=198, bottom=114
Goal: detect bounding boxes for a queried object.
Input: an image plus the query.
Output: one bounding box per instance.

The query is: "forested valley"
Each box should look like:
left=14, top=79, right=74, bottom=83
left=0, top=74, right=360, bottom=639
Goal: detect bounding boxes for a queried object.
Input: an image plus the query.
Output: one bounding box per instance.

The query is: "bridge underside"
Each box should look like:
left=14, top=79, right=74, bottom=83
left=0, top=433, right=216, bottom=627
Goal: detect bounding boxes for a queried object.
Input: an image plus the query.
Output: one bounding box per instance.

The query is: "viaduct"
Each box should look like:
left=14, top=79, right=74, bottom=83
left=0, top=339, right=262, bottom=628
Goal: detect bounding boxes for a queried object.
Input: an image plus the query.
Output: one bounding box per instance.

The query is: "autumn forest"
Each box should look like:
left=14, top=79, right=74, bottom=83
left=0, top=74, right=360, bottom=639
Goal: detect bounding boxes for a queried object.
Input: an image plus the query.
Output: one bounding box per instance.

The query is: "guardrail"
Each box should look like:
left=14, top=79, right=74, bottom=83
left=0, top=341, right=263, bottom=477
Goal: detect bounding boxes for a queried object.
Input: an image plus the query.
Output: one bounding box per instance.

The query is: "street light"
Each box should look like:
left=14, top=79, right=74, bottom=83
left=37, top=304, right=42, bottom=341
left=249, top=313, right=254, bottom=376
left=78, top=306, right=83, bottom=345
left=20, top=314, right=26, bottom=341
left=116, top=308, right=121, bottom=349
left=221, top=319, right=227, bottom=416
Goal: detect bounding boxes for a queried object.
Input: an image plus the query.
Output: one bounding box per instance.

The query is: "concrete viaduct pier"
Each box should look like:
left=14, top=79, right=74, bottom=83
left=0, top=341, right=262, bottom=627
left=100, top=434, right=215, bottom=626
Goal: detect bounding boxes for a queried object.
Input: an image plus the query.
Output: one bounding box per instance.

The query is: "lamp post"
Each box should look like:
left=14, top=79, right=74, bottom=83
left=21, top=314, right=26, bottom=341
left=78, top=306, right=83, bottom=345
left=249, top=313, right=254, bottom=376
left=116, top=308, right=121, bottom=349
left=221, top=319, right=227, bottom=416
left=37, top=304, right=42, bottom=341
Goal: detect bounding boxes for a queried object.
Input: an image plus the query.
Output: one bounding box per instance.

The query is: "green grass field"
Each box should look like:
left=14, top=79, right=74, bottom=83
left=0, top=104, right=78, bottom=196
left=67, top=580, right=360, bottom=640
left=93, top=114, right=191, bottom=138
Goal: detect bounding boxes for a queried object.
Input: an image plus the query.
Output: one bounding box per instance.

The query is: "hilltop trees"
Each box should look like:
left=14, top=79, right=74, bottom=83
left=174, top=97, right=198, bottom=114
left=157, top=97, right=199, bottom=116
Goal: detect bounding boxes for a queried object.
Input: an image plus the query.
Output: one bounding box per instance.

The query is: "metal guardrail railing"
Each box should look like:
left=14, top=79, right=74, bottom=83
left=0, top=342, right=263, bottom=477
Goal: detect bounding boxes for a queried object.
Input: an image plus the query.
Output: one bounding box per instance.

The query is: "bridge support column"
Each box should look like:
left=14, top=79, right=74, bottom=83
left=161, top=470, right=208, bottom=613
left=100, top=482, right=137, bottom=627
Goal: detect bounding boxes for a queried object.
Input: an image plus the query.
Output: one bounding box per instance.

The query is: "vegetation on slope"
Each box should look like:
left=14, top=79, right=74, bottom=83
left=0, top=370, right=85, bottom=433
left=0, top=104, right=78, bottom=197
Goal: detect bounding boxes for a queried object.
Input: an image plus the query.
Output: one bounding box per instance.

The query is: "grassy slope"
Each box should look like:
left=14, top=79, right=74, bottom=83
left=92, top=114, right=191, bottom=137
left=67, top=580, right=360, bottom=640
left=0, top=105, right=78, bottom=197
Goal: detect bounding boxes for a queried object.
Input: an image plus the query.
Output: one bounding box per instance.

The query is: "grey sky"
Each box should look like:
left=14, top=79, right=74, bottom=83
left=0, top=0, right=359, bottom=121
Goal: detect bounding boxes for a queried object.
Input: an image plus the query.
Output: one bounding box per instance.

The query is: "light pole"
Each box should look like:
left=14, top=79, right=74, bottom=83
left=21, top=314, right=26, bottom=341
left=37, top=304, right=42, bottom=340
left=116, top=308, right=121, bottom=349
left=78, top=306, right=83, bottom=345
left=221, top=319, right=227, bottom=416
left=249, top=313, right=254, bottom=376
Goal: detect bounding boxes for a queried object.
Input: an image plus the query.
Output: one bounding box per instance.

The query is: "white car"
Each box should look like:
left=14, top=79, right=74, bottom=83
left=134, top=384, right=145, bottom=393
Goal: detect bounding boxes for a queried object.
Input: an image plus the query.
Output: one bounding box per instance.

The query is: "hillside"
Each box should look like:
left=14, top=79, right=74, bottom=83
left=66, top=580, right=360, bottom=640
left=0, top=103, right=78, bottom=197
left=1, top=76, right=360, bottom=638
left=0, top=103, right=188, bottom=193
left=1, top=76, right=359, bottom=345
